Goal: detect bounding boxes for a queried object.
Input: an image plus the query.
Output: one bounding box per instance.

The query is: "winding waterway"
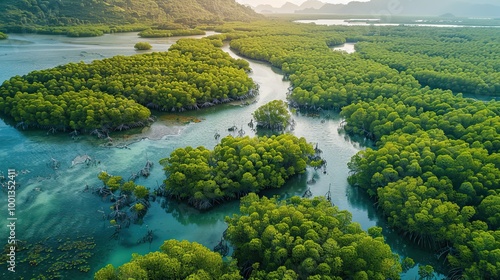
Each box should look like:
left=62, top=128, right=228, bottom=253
left=0, top=32, right=442, bottom=279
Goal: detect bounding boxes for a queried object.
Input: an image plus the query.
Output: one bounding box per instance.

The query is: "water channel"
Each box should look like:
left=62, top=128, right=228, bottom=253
left=0, top=32, right=442, bottom=279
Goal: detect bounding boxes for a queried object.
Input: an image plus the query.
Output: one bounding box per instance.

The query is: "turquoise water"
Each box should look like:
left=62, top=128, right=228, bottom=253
left=0, top=33, right=441, bottom=279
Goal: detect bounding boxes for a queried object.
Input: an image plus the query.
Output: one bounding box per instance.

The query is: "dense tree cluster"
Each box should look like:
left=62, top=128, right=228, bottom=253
left=66, top=26, right=105, bottom=37
left=356, top=27, right=500, bottom=96
left=227, top=21, right=346, bottom=70
left=341, top=91, right=500, bottom=150
left=2, top=89, right=150, bottom=132
left=225, top=194, right=403, bottom=279
left=160, top=135, right=322, bottom=209
left=95, top=195, right=403, bottom=280
left=217, top=21, right=500, bottom=278
left=348, top=129, right=500, bottom=225
left=1, top=24, right=151, bottom=37
left=228, top=25, right=417, bottom=111
left=0, top=38, right=254, bottom=132
left=94, top=240, right=242, bottom=280
left=344, top=100, right=500, bottom=279
left=134, top=42, right=152, bottom=50
left=0, top=32, right=7, bottom=39
left=139, top=28, right=205, bottom=38
left=252, top=100, right=291, bottom=130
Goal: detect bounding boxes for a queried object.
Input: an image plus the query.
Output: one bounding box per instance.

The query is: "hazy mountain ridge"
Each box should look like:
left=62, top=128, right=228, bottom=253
left=253, top=0, right=500, bottom=17
left=254, top=0, right=324, bottom=14
left=315, top=0, right=500, bottom=17
left=0, top=0, right=262, bottom=27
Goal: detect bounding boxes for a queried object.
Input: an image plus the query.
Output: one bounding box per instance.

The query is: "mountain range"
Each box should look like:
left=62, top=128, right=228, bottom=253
left=252, top=0, right=500, bottom=17
left=0, top=0, right=261, bottom=27
left=254, top=0, right=324, bottom=14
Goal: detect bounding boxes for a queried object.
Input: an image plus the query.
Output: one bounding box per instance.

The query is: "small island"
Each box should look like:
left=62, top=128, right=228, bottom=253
left=0, top=38, right=254, bottom=134
left=134, top=42, right=152, bottom=50
left=252, top=100, right=291, bottom=131
left=0, top=32, right=7, bottom=39
left=160, top=134, right=324, bottom=209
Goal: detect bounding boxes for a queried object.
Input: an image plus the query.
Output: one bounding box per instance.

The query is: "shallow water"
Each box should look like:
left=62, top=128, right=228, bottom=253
left=332, top=42, right=357, bottom=54
left=0, top=33, right=441, bottom=279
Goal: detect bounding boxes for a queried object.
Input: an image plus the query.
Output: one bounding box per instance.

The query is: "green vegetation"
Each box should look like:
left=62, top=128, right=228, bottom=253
left=96, top=171, right=150, bottom=227
left=95, top=195, right=403, bottom=279
left=0, top=236, right=96, bottom=278
left=356, top=27, right=500, bottom=96
left=134, top=42, right=152, bottom=50
left=252, top=100, right=291, bottom=130
left=213, top=20, right=500, bottom=278
left=0, top=0, right=261, bottom=35
left=226, top=194, right=403, bottom=279
left=0, top=38, right=254, bottom=132
left=2, top=11, right=498, bottom=278
left=160, top=134, right=322, bottom=209
left=94, top=239, right=242, bottom=280
left=139, top=28, right=205, bottom=38
left=0, top=24, right=151, bottom=37
left=0, top=32, right=7, bottom=39
left=66, top=27, right=104, bottom=37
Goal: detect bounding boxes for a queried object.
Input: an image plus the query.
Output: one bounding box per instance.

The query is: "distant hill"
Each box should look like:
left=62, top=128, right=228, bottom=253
left=250, top=0, right=500, bottom=17
left=254, top=0, right=324, bottom=14
left=0, top=0, right=262, bottom=27
left=303, top=0, right=500, bottom=17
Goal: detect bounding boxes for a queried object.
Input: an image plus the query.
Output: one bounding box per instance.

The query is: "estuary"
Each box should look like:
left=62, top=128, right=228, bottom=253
left=0, top=32, right=441, bottom=279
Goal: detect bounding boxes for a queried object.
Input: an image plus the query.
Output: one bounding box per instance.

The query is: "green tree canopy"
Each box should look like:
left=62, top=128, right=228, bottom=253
left=0, top=38, right=255, bottom=132
left=160, top=134, right=318, bottom=209
left=94, top=239, right=242, bottom=280
left=134, top=42, right=152, bottom=50
left=217, top=21, right=500, bottom=279
left=252, top=100, right=291, bottom=130
left=225, top=194, right=402, bottom=279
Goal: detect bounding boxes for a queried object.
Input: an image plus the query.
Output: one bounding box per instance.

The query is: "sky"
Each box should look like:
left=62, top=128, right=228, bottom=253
left=235, top=0, right=369, bottom=7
